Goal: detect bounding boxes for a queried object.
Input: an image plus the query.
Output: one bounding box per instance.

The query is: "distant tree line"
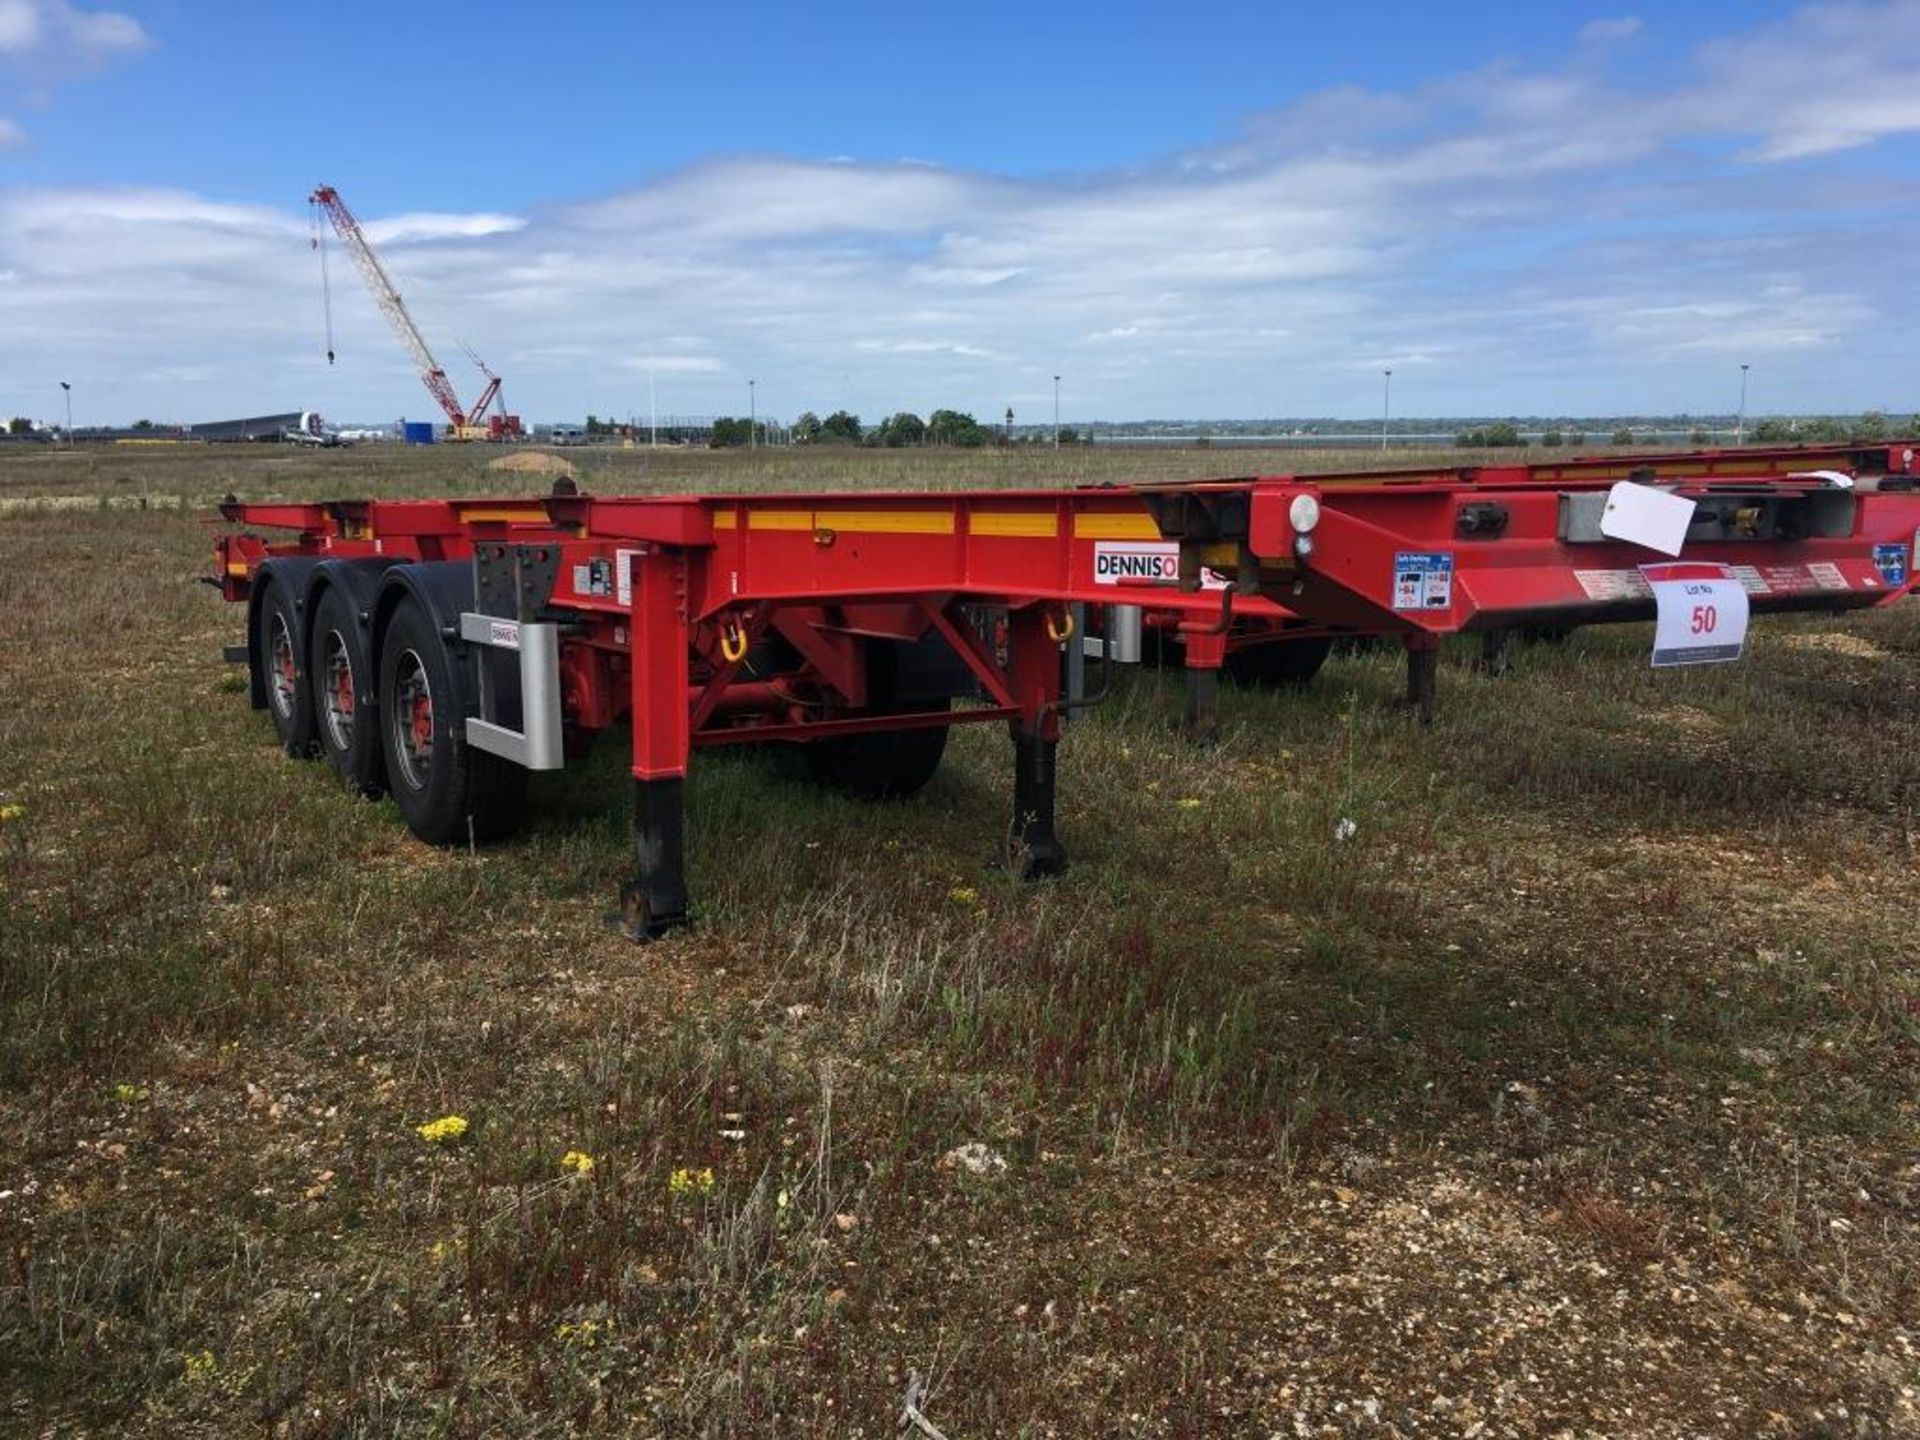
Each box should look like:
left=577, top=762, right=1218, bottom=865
left=1454, top=410, right=1920, bottom=449
left=1748, top=410, right=1914, bottom=443
left=1456, top=423, right=1529, bottom=447
left=702, top=408, right=1094, bottom=449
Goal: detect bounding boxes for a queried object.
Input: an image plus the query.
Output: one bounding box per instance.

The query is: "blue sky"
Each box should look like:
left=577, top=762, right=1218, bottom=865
left=5, top=0, right=1920, bottom=425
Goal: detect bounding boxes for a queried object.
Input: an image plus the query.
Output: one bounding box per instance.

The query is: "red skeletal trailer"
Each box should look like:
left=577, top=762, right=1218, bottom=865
left=212, top=442, right=1920, bottom=936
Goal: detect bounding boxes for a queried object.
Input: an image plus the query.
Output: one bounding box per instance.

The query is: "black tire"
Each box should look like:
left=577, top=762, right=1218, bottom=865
left=801, top=713, right=950, bottom=798
left=309, top=586, right=385, bottom=796
left=255, top=580, right=317, bottom=757
left=1224, top=635, right=1334, bottom=688
left=376, top=597, right=526, bottom=845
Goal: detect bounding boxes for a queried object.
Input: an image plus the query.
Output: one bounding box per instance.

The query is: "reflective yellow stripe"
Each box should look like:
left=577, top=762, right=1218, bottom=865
left=746, top=510, right=816, bottom=531
left=971, top=511, right=1058, bottom=538
left=226, top=561, right=249, bottom=576
left=713, top=511, right=738, bottom=530
left=457, top=506, right=550, bottom=524
left=1073, top=512, right=1162, bottom=540
left=821, top=510, right=955, bottom=535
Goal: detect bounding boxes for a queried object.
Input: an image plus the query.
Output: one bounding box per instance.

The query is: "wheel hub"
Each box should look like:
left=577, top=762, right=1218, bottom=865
left=268, top=613, right=296, bottom=716
left=390, top=649, right=435, bottom=791
left=321, top=630, right=356, bottom=751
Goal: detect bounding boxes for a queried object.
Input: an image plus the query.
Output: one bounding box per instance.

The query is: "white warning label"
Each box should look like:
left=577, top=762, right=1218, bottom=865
left=1391, top=552, right=1454, bottom=610
left=1574, top=568, right=1653, bottom=602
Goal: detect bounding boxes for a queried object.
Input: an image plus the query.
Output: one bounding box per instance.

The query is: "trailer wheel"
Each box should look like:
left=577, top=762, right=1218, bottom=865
left=801, top=710, right=950, bottom=799
left=377, top=597, right=526, bottom=845
left=255, top=581, right=317, bottom=757
left=1225, top=635, right=1334, bottom=688
left=310, top=586, right=385, bottom=796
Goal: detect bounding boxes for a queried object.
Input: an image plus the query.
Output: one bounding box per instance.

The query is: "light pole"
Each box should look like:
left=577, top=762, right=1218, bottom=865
left=1052, top=374, right=1060, bottom=450
left=648, top=369, right=657, bottom=448
left=60, top=380, right=72, bottom=444
left=1735, top=363, right=1750, bottom=445
left=749, top=378, right=757, bottom=450
left=1381, top=369, right=1392, bottom=450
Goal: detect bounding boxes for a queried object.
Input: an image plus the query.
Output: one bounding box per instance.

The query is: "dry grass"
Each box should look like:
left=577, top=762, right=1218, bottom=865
left=1, top=441, right=1917, bottom=1436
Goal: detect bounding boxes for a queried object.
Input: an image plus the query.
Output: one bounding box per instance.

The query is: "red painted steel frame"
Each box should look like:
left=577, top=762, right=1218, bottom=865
left=212, top=440, right=1920, bottom=937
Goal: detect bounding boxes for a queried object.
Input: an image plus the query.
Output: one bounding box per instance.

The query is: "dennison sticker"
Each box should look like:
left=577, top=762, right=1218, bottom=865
left=1391, top=552, right=1454, bottom=610
left=1091, top=541, right=1227, bottom=589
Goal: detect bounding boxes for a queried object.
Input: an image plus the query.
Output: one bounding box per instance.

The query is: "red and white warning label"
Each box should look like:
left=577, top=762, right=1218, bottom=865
left=1576, top=562, right=1853, bottom=602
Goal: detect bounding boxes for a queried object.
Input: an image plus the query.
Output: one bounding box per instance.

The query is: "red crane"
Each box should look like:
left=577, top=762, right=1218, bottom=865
left=308, top=184, right=521, bottom=440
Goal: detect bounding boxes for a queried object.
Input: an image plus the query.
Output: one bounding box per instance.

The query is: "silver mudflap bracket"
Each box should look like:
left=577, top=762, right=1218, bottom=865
left=457, top=612, right=565, bottom=770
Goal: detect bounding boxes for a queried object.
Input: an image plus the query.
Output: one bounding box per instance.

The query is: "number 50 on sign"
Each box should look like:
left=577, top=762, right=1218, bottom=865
left=1640, top=562, right=1750, bottom=667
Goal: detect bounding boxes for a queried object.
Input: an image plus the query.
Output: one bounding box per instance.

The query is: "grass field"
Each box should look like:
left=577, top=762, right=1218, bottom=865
left=2, top=441, right=1917, bottom=1437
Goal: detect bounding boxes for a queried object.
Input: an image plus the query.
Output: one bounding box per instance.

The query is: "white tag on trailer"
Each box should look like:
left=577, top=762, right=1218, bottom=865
left=1641, top=561, right=1750, bottom=667
left=1600, top=481, right=1696, bottom=557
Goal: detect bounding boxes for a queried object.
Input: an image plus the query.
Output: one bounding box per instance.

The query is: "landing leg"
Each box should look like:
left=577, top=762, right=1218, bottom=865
left=1405, top=636, right=1439, bottom=727
left=1005, top=606, right=1069, bottom=880
left=1180, top=626, right=1226, bottom=746
left=617, top=777, right=689, bottom=939
left=1009, top=728, right=1068, bottom=878
left=614, top=543, right=693, bottom=942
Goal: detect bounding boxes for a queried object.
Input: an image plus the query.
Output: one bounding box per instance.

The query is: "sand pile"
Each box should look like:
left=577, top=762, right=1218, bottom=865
left=486, top=451, right=574, bottom=476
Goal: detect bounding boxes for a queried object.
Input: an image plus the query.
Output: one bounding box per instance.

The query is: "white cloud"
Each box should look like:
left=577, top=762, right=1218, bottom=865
left=0, top=1, right=150, bottom=147
left=0, top=0, right=147, bottom=65
left=358, top=212, right=527, bottom=246
left=1579, top=17, right=1642, bottom=44
left=0, top=2, right=40, bottom=52
left=65, top=4, right=143, bottom=56
left=618, top=355, right=726, bottom=374
left=855, top=339, right=995, bottom=358
left=8, top=4, right=1920, bottom=423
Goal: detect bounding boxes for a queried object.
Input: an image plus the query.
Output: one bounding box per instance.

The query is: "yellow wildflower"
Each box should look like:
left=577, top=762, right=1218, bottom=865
left=1176, top=797, right=1202, bottom=810
left=667, top=1166, right=715, bottom=1197
left=114, top=1083, right=150, bottom=1103
left=0, top=804, right=23, bottom=824
left=182, top=1350, right=216, bottom=1384
left=556, top=1317, right=612, bottom=1348
left=948, top=885, right=979, bottom=905
left=560, top=1149, right=595, bottom=1176
left=415, top=1115, right=468, bottom=1145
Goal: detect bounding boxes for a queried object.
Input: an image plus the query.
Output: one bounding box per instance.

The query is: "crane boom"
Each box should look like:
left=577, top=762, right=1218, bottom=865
left=309, top=185, right=467, bottom=428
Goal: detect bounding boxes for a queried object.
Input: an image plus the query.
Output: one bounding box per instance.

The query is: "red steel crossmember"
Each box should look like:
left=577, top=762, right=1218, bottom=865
left=212, top=440, right=1920, bottom=937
